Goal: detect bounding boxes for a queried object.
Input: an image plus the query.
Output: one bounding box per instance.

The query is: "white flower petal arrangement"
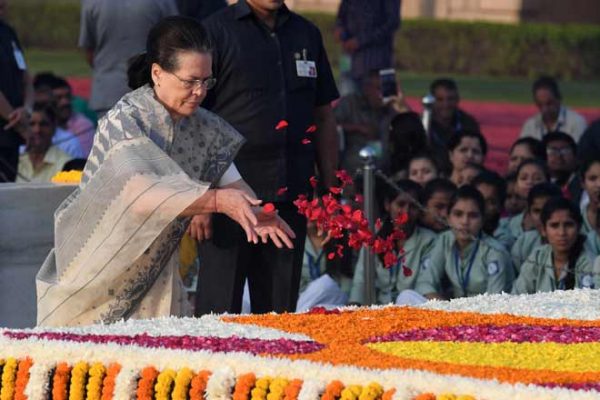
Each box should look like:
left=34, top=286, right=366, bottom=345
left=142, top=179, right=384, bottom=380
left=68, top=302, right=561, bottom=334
left=2, top=290, right=600, bottom=399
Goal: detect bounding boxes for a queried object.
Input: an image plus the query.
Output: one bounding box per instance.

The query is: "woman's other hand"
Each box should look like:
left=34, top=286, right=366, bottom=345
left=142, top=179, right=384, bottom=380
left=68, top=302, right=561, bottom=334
left=254, top=207, right=296, bottom=249
left=187, top=214, right=212, bottom=241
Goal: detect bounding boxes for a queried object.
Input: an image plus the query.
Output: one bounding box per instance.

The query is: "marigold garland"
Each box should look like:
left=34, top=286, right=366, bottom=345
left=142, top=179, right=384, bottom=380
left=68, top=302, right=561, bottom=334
left=340, top=384, right=362, bottom=400
left=68, top=361, right=89, bottom=400
left=189, top=370, right=211, bottom=400
left=321, top=380, right=344, bottom=400
left=172, top=367, right=194, bottom=400
left=154, top=368, right=176, bottom=400
left=86, top=362, right=106, bottom=400
left=414, top=394, right=436, bottom=400
left=381, top=389, right=395, bottom=400
left=267, top=377, right=289, bottom=400
left=233, top=373, right=256, bottom=400
left=14, top=357, right=33, bottom=400
left=51, top=170, right=83, bottom=184
left=136, top=366, right=159, bottom=400
left=358, top=383, right=383, bottom=400
left=100, top=363, right=121, bottom=400
left=0, top=357, right=18, bottom=400
left=283, top=379, right=302, bottom=400
left=251, top=376, right=272, bottom=400
left=52, top=362, right=72, bottom=400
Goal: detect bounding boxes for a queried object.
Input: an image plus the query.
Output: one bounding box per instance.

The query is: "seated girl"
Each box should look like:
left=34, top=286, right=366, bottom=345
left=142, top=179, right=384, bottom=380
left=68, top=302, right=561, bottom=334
left=510, top=182, right=562, bottom=271
left=415, top=185, right=513, bottom=299
left=580, top=156, right=600, bottom=235
left=512, top=197, right=599, bottom=294
left=447, top=130, right=487, bottom=187
left=507, top=137, right=545, bottom=175
left=419, top=178, right=457, bottom=233
left=349, top=179, right=436, bottom=305
left=495, top=159, right=550, bottom=247
left=408, top=152, right=439, bottom=187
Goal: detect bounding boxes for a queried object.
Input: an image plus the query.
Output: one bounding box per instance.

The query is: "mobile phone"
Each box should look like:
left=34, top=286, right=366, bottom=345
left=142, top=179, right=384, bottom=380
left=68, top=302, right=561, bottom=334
left=379, top=68, right=398, bottom=101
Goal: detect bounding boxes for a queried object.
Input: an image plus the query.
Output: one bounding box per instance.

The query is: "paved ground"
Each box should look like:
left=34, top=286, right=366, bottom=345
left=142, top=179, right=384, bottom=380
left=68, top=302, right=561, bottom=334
left=67, top=77, right=600, bottom=175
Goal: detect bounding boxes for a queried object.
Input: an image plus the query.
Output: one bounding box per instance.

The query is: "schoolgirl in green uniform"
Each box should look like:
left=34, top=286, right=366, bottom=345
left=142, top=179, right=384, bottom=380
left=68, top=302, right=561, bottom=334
left=495, top=159, right=550, bottom=247
left=510, top=183, right=562, bottom=270
left=512, top=197, right=600, bottom=294
left=419, top=178, right=457, bottom=233
left=350, top=180, right=436, bottom=304
left=579, top=157, right=600, bottom=235
left=415, top=185, right=513, bottom=299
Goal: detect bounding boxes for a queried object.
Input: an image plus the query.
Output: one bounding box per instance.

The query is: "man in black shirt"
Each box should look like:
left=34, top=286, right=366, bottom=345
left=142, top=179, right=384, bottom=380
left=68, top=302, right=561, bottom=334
left=0, top=0, right=33, bottom=182
left=195, top=0, right=339, bottom=314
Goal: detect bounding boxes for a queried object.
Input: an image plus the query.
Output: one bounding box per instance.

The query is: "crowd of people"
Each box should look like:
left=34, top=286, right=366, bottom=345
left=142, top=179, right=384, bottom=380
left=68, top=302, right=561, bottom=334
left=2, top=0, right=600, bottom=324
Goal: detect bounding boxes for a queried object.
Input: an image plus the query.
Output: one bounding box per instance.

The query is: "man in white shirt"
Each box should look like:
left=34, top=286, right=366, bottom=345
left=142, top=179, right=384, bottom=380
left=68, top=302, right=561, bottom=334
left=520, top=76, right=587, bottom=142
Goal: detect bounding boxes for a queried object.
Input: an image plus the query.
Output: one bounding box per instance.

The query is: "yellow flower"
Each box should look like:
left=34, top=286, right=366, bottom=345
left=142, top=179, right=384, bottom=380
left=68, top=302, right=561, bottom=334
left=0, top=358, right=18, bottom=400
left=172, top=368, right=194, bottom=400
left=154, top=369, right=177, bottom=400
left=437, top=394, right=457, bottom=400
left=256, top=377, right=272, bottom=390
left=69, top=361, right=89, bottom=400
left=456, top=396, right=476, bottom=400
left=358, top=383, right=384, bottom=400
left=51, top=170, right=83, bottom=184
left=86, top=363, right=106, bottom=400
left=340, top=385, right=363, bottom=400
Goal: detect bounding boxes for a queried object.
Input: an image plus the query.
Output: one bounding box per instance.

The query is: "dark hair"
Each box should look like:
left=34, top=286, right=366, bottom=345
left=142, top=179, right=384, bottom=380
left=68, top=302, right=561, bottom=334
left=580, top=155, right=600, bottom=180
left=388, top=112, right=428, bottom=174
left=127, top=16, right=213, bottom=90
left=408, top=152, right=439, bottom=172
left=505, top=171, right=517, bottom=184
left=448, top=185, right=485, bottom=216
left=420, top=178, right=457, bottom=205
left=540, top=196, right=585, bottom=290
left=33, top=72, right=70, bottom=91
left=32, top=102, right=56, bottom=124
left=516, top=159, right=550, bottom=182
left=447, top=130, right=488, bottom=156
left=382, top=178, right=422, bottom=204
left=472, top=170, right=507, bottom=206
left=62, top=158, right=87, bottom=171
left=430, top=78, right=458, bottom=94
left=533, top=75, right=561, bottom=100
left=527, top=182, right=562, bottom=207
left=542, top=131, right=577, bottom=155
left=510, top=137, right=546, bottom=161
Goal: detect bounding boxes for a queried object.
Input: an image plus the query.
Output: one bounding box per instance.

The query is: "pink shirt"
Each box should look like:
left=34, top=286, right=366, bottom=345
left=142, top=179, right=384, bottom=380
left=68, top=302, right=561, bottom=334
left=67, top=113, right=95, bottom=157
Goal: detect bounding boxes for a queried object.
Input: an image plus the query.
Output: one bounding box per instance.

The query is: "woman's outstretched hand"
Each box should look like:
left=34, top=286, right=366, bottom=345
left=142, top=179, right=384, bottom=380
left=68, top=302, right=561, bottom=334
left=214, top=188, right=261, bottom=243
left=253, top=206, right=296, bottom=249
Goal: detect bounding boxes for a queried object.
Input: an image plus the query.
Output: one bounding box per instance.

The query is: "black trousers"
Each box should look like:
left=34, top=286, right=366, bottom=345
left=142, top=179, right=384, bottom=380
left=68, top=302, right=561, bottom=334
left=0, top=145, right=19, bottom=182
left=195, top=202, right=307, bottom=315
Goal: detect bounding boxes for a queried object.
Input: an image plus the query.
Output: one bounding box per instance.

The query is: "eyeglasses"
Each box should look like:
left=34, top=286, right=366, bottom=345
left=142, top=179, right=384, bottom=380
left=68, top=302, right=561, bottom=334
left=168, top=71, right=217, bottom=91
left=546, top=147, right=573, bottom=157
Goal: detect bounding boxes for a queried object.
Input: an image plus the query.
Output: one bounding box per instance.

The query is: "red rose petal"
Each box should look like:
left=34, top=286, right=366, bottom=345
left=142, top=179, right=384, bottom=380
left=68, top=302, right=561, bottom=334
left=301, top=138, right=312, bottom=145
left=275, top=120, right=289, bottom=130
left=277, top=187, right=288, bottom=196
left=309, top=176, right=318, bottom=188
left=329, top=187, right=342, bottom=195
left=263, top=203, right=276, bottom=213
left=305, top=124, right=317, bottom=133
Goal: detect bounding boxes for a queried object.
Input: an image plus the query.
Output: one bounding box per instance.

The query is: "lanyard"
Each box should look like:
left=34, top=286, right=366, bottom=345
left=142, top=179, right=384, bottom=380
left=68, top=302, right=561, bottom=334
left=541, top=107, right=565, bottom=137
left=306, top=249, right=325, bottom=280
left=453, top=239, right=480, bottom=295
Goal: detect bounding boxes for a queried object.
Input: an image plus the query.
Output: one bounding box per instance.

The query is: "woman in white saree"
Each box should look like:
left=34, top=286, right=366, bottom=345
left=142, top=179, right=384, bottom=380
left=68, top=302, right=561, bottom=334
left=36, top=17, right=294, bottom=327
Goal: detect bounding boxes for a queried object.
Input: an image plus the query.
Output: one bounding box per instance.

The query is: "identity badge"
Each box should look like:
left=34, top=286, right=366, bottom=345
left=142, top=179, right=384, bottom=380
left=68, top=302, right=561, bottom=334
left=12, top=41, right=27, bottom=70
left=296, top=60, right=317, bottom=78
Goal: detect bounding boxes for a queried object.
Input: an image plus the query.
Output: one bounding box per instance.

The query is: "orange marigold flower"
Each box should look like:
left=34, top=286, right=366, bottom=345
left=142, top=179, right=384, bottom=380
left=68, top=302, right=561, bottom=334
left=52, top=362, right=72, bottom=400
left=14, top=358, right=33, bottom=400
left=136, top=366, right=159, bottom=400
left=189, top=370, right=211, bottom=400
left=233, top=373, right=256, bottom=400
left=101, top=363, right=121, bottom=400
left=321, top=380, right=344, bottom=400
left=414, top=393, right=437, bottom=400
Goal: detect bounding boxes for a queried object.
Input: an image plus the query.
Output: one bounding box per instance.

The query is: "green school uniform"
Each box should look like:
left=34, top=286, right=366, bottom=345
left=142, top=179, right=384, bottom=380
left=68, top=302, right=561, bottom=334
left=512, top=244, right=599, bottom=294
left=414, top=230, right=514, bottom=298
left=585, top=230, right=600, bottom=258
left=581, top=203, right=594, bottom=236
left=349, top=226, right=436, bottom=305
left=511, top=230, right=543, bottom=273
left=300, top=238, right=352, bottom=294
left=494, top=213, right=525, bottom=250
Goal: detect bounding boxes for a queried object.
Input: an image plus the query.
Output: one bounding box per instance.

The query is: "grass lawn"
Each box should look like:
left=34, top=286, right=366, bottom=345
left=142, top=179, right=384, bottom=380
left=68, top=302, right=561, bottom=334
left=25, top=47, right=600, bottom=107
